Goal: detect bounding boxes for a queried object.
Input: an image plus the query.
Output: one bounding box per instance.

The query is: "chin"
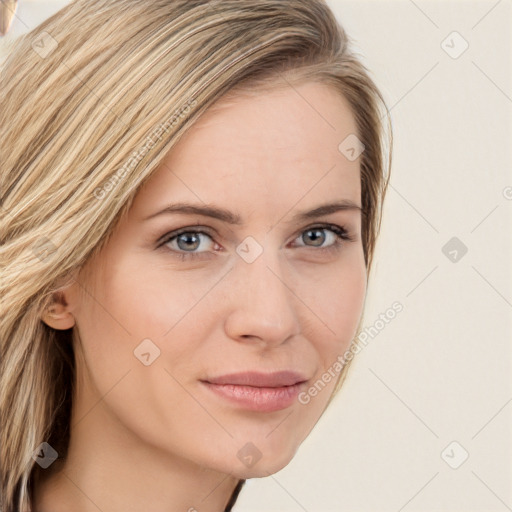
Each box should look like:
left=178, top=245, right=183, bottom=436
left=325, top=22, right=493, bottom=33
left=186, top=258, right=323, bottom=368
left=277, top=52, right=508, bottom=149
left=239, top=460, right=293, bottom=479
left=229, top=444, right=298, bottom=479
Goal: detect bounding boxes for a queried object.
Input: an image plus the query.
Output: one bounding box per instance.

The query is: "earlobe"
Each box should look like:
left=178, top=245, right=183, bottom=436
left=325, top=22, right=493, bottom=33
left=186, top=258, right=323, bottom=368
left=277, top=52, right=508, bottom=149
left=41, top=291, right=76, bottom=330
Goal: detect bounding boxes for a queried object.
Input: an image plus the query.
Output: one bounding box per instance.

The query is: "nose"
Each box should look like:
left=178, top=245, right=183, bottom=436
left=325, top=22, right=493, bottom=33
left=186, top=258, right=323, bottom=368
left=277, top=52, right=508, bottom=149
left=223, top=251, right=301, bottom=347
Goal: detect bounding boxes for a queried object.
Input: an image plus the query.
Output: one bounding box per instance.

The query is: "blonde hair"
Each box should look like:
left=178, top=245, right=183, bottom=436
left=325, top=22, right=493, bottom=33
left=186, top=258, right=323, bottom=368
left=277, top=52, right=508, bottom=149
left=0, top=0, right=392, bottom=510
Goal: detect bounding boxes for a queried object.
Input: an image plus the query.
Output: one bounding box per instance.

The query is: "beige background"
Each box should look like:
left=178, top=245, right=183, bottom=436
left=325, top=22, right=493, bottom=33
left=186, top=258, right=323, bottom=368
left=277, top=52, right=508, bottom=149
left=2, top=1, right=511, bottom=510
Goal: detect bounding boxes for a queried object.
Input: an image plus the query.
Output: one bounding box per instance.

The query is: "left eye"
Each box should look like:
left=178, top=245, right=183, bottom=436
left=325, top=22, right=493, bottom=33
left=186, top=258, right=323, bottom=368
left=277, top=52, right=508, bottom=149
left=162, top=230, right=216, bottom=253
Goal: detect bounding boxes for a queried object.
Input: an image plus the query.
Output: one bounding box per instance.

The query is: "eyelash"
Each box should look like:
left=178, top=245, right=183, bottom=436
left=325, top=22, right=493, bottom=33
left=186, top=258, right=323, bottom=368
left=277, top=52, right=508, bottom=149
left=157, top=224, right=356, bottom=261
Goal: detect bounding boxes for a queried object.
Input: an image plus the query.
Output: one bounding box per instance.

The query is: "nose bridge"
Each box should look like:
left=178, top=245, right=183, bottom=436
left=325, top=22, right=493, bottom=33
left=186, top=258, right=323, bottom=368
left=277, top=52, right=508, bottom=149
left=245, top=248, right=289, bottom=303
left=223, top=244, right=300, bottom=344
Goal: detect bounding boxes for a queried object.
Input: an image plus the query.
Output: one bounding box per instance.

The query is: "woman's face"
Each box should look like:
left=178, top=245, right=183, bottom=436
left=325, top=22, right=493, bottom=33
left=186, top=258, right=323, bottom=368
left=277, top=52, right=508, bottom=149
left=65, top=80, right=366, bottom=478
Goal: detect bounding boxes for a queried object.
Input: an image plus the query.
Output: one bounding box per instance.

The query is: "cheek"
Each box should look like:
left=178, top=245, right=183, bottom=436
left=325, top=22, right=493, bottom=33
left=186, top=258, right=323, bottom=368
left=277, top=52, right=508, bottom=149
left=310, top=257, right=367, bottom=365
left=335, top=262, right=367, bottom=332
left=71, top=265, right=165, bottom=407
left=73, top=261, right=219, bottom=401
left=107, top=261, right=224, bottom=338
left=295, top=262, right=366, bottom=415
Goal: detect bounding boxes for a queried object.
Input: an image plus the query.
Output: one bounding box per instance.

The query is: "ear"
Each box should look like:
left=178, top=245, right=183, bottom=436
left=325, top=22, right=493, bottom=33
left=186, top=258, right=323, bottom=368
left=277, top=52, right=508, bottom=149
left=41, top=289, right=76, bottom=330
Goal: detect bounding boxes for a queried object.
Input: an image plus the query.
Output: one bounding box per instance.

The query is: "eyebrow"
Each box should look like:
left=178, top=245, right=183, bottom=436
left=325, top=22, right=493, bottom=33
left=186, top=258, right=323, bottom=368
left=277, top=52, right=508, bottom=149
left=142, top=200, right=362, bottom=224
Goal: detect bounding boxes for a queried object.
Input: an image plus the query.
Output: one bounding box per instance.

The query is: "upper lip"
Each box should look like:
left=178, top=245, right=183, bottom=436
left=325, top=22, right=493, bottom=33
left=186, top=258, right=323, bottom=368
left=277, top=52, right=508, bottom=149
left=203, top=370, right=308, bottom=388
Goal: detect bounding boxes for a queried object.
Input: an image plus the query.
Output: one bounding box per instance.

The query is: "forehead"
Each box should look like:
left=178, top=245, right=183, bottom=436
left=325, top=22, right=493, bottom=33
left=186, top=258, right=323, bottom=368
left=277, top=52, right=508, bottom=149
left=131, top=81, right=361, bottom=219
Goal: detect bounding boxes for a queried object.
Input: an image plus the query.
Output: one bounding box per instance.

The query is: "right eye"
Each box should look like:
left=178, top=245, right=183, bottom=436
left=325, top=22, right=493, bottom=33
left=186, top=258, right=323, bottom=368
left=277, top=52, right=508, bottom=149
left=159, top=227, right=222, bottom=260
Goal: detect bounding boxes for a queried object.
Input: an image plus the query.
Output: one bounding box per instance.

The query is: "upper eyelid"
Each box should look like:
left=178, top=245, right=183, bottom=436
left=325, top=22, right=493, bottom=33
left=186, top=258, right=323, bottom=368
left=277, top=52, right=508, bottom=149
left=158, top=226, right=215, bottom=244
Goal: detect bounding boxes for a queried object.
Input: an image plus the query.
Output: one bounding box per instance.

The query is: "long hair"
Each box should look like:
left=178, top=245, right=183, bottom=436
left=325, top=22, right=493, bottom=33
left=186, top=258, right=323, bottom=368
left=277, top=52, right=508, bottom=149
left=0, top=1, right=392, bottom=510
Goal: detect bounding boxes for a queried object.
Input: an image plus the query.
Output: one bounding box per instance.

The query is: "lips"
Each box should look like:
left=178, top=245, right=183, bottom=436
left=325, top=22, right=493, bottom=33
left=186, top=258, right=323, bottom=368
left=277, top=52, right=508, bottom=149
left=200, top=371, right=309, bottom=413
left=203, top=370, right=308, bottom=388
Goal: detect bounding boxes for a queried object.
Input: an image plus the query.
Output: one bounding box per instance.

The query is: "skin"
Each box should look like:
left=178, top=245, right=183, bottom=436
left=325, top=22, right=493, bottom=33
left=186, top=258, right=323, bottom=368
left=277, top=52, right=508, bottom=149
left=35, top=80, right=367, bottom=512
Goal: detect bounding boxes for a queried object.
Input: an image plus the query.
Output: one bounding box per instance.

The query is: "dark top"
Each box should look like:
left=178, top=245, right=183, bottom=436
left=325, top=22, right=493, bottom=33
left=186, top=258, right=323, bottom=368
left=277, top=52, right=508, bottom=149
left=224, top=479, right=246, bottom=511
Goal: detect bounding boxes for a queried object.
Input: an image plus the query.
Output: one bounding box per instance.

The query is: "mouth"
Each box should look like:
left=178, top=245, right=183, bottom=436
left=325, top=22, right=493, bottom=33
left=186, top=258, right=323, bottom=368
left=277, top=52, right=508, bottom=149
left=200, top=371, right=309, bottom=413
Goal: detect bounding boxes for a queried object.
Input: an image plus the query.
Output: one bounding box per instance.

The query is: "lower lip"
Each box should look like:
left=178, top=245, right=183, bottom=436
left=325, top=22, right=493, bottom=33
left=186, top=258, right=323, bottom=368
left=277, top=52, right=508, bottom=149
left=201, top=381, right=305, bottom=412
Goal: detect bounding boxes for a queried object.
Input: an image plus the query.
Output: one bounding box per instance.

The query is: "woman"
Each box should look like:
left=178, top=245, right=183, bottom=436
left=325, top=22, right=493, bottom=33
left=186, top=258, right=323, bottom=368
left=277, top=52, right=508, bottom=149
left=0, top=0, right=392, bottom=510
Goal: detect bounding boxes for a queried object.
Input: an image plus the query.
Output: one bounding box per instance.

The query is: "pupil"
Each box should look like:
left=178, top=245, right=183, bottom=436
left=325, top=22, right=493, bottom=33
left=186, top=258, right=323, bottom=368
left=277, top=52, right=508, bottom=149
left=303, top=229, right=325, bottom=246
left=177, top=233, right=199, bottom=251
